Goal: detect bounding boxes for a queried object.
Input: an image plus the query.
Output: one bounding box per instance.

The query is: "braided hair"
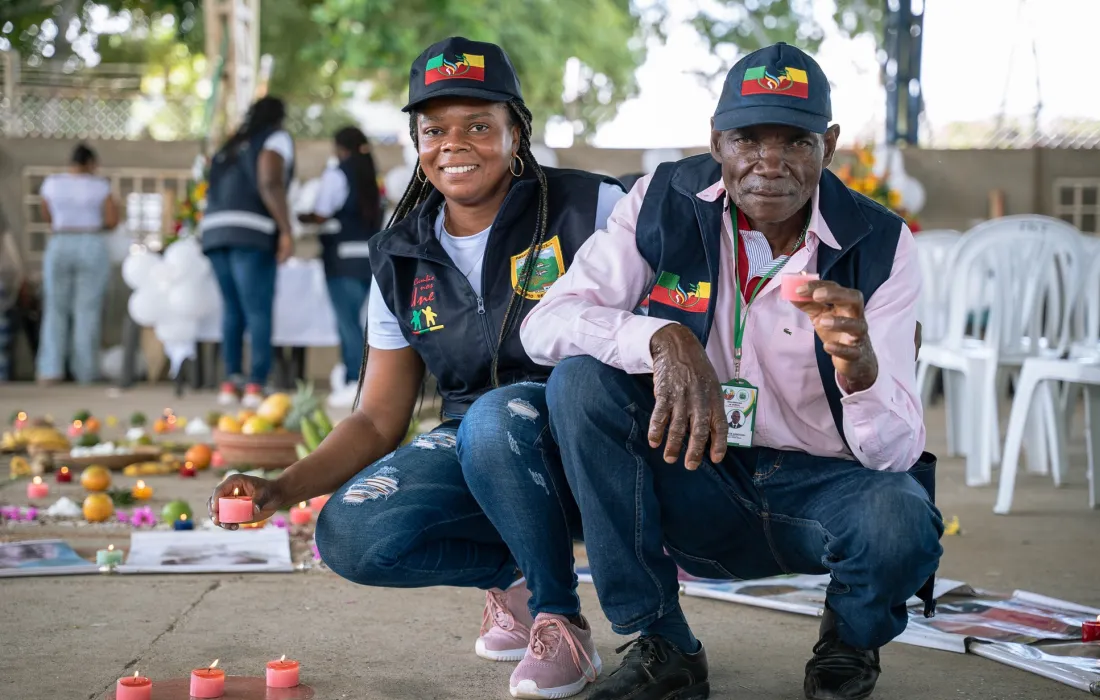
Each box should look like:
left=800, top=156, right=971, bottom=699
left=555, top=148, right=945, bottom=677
left=351, top=98, right=550, bottom=409
left=215, top=96, right=286, bottom=163
left=334, top=126, right=383, bottom=231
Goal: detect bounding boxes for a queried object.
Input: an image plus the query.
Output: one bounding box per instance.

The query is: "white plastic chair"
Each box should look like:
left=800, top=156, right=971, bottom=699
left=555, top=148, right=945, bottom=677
left=917, top=216, right=1085, bottom=486
left=913, top=230, right=964, bottom=446
left=995, top=237, right=1100, bottom=513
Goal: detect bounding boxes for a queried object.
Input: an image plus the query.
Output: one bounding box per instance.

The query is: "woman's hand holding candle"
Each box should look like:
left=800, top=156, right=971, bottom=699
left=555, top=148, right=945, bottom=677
left=208, top=474, right=284, bottom=530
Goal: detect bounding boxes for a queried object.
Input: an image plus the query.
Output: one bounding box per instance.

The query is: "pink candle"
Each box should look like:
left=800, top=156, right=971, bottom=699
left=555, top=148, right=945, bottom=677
left=266, top=655, right=300, bottom=688
left=115, top=672, right=152, bottom=700
left=309, top=494, right=330, bottom=512
left=780, top=271, right=819, bottom=302
left=289, top=502, right=313, bottom=526
left=27, top=476, right=50, bottom=500
left=218, top=488, right=255, bottom=524
left=1083, top=616, right=1100, bottom=642
left=190, top=660, right=225, bottom=698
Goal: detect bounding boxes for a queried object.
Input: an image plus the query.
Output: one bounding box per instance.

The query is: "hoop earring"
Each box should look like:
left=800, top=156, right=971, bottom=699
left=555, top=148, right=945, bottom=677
left=510, top=155, right=525, bottom=177
left=415, top=166, right=427, bottom=183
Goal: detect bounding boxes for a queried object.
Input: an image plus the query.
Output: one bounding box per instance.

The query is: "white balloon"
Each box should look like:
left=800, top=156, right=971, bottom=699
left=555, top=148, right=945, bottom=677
left=642, top=148, right=684, bottom=175
left=163, top=237, right=202, bottom=269
left=155, top=318, right=199, bottom=345
left=899, top=176, right=926, bottom=214
left=127, top=288, right=160, bottom=327
left=529, top=144, right=559, bottom=168
left=121, top=251, right=158, bottom=290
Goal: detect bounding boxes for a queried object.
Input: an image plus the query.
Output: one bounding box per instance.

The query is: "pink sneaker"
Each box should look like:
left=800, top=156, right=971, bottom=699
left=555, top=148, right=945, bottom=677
left=509, top=613, right=601, bottom=699
left=476, top=581, right=534, bottom=662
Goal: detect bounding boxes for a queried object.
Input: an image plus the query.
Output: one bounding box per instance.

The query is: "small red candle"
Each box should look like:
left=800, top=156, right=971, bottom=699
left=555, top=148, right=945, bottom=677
left=780, top=271, right=820, bottom=302
left=190, top=659, right=225, bottom=698
left=289, top=502, right=313, bottom=526
left=180, top=461, right=198, bottom=478
left=266, top=654, right=300, bottom=688
left=1083, top=616, right=1100, bottom=642
left=27, top=476, right=50, bottom=499
left=56, top=466, right=72, bottom=483
left=116, top=671, right=152, bottom=700
left=218, top=488, right=254, bottom=524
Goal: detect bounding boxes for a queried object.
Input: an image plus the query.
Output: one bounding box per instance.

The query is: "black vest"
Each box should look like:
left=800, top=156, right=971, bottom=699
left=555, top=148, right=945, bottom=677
left=320, top=161, right=378, bottom=280
left=202, top=128, right=296, bottom=254
left=635, top=154, right=938, bottom=615
left=370, top=167, right=620, bottom=417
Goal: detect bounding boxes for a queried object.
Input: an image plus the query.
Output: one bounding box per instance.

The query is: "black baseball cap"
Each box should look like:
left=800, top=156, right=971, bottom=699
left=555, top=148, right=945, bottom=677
left=403, top=37, right=523, bottom=112
left=712, top=42, right=831, bottom=134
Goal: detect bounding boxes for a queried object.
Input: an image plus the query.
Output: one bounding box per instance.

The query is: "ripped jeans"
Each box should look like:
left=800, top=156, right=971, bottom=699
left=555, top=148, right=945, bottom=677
left=314, top=382, right=583, bottom=617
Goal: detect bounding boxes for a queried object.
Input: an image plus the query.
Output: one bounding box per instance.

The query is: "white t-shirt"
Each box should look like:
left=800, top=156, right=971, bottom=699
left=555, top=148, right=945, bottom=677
left=262, top=130, right=295, bottom=179
left=312, top=165, right=350, bottom=219
left=39, top=173, right=112, bottom=232
left=367, top=181, right=626, bottom=350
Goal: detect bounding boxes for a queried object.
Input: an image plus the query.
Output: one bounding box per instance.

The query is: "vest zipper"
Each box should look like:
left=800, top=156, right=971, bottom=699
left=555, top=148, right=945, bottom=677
left=475, top=294, right=495, bottom=358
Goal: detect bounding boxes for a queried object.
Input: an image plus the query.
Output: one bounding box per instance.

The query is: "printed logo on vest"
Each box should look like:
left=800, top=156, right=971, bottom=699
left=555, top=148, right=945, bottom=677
left=649, top=271, right=711, bottom=313
left=409, top=274, right=444, bottom=335
left=511, top=235, right=566, bottom=300
left=410, top=306, right=443, bottom=335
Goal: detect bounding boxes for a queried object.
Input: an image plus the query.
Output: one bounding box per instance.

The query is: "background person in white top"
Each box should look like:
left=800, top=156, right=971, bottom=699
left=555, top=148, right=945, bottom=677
left=297, top=126, right=383, bottom=408
left=200, top=96, right=296, bottom=407
left=36, top=144, right=120, bottom=385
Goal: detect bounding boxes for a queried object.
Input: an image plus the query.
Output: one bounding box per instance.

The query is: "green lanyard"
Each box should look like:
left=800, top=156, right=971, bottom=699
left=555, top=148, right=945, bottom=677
left=730, top=204, right=810, bottom=379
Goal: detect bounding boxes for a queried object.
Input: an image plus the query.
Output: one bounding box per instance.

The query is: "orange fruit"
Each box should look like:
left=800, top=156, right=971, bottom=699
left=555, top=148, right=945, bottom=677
left=216, top=415, right=242, bottom=433
left=83, top=417, right=101, bottom=434
left=80, top=465, right=111, bottom=492
left=152, top=418, right=169, bottom=434
left=82, top=493, right=114, bottom=522
left=184, top=444, right=213, bottom=470
left=237, top=409, right=256, bottom=422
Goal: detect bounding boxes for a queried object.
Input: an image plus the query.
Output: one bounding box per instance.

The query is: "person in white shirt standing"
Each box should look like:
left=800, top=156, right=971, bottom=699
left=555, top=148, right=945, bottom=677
left=36, top=144, right=120, bottom=385
left=201, top=96, right=296, bottom=407
left=298, top=126, right=383, bottom=408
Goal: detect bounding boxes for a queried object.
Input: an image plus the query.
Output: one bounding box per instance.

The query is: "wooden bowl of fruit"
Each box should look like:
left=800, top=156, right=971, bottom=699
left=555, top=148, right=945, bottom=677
left=210, top=383, right=321, bottom=469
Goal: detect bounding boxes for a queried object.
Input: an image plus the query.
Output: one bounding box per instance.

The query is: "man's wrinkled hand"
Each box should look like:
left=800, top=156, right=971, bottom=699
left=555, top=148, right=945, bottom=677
left=792, top=280, right=878, bottom=393
left=649, top=325, right=727, bottom=470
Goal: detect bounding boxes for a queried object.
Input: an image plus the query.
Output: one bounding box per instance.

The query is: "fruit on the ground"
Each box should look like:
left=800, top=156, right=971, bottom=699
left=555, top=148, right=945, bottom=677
left=217, top=415, right=242, bottom=433
left=83, top=493, right=114, bottom=522
left=242, top=416, right=275, bottom=435
left=134, top=434, right=155, bottom=446
left=72, top=410, right=91, bottom=422
left=15, top=426, right=70, bottom=451
left=80, top=465, right=111, bottom=492
left=257, top=393, right=293, bottom=425
left=83, top=417, right=101, bottom=434
left=237, top=409, right=256, bottom=422
left=161, top=499, right=193, bottom=525
left=185, top=444, right=213, bottom=469
left=130, top=412, right=147, bottom=427
left=77, top=433, right=100, bottom=447
left=122, top=460, right=176, bottom=476
left=9, top=455, right=31, bottom=478
left=205, top=410, right=223, bottom=426
left=152, top=418, right=170, bottom=434
left=283, top=380, right=320, bottom=432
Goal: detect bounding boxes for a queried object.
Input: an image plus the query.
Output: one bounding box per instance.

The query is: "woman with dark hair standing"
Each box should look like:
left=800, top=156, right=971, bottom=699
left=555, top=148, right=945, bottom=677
left=36, top=143, right=120, bottom=384
left=209, top=38, right=625, bottom=698
left=201, top=95, right=295, bottom=408
left=298, top=126, right=382, bottom=407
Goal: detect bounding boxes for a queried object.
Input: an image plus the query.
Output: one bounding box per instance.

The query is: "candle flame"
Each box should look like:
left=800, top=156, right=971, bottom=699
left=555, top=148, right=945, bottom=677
left=73, top=419, right=82, bottom=428
left=32, top=476, right=42, bottom=485
left=1096, top=615, right=1100, bottom=622
left=280, top=654, right=286, bottom=662
left=185, top=461, right=194, bottom=469
left=210, top=659, right=219, bottom=669
left=17, top=412, right=26, bottom=421
left=60, top=467, right=69, bottom=474
left=233, top=487, right=240, bottom=497
left=298, top=501, right=307, bottom=509
left=107, top=544, right=115, bottom=552
left=136, top=480, right=145, bottom=488
left=180, top=513, right=188, bottom=521
left=134, top=671, right=139, bottom=679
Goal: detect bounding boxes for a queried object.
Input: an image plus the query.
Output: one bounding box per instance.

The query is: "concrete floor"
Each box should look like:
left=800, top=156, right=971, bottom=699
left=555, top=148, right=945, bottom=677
left=1, top=382, right=1097, bottom=699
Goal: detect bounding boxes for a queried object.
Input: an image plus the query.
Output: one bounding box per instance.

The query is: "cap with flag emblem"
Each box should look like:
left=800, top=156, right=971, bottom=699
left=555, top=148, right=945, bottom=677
left=713, top=42, right=831, bottom=133
left=404, top=37, right=523, bottom=112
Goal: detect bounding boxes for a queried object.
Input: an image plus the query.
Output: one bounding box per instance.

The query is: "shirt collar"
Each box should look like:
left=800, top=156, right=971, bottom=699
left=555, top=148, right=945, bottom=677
left=695, top=179, right=840, bottom=250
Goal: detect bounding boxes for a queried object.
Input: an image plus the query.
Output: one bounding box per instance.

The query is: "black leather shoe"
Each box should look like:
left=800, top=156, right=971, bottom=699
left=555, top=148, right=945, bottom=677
left=588, top=635, right=710, bottom=700
left=804, top=609, right=881, bottom=700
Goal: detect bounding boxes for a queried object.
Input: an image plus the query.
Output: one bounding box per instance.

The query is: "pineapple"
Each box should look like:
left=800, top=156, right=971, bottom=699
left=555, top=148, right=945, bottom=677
left=284, top=380, right=321, bottom=433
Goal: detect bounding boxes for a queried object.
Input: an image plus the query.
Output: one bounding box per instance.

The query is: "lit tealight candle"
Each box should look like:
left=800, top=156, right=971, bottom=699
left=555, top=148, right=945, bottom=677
left=218, top=487, right=254, bottom=524
left=180, top=461, right=198, bottom=478
left=190, top=659, right=225, bottom=698
left=115, top=671, right=152, bottom=700
left=96, top=544, right=124, bottom=567
left=27, top=476, right=50, bottom=499
left=173, top=513, right=195, bottom=531
left=289, top=501, right=313, bottom=526
left=67, top=420, right=84, bottom=437
left=266, top=654, right=300, bottom=688
left=780, top=271, right=820, bottom=302
left=1083, top=615, right=1100, bottom=642
left=131, top=480, right=153, bottom=500
left=14, top=411, right=28, bottom=429
left=56, top=466, right=72, bottom=483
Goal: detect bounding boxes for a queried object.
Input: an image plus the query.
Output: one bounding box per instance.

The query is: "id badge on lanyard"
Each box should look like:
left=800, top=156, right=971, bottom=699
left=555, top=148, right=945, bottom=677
left=723, top=203, right=808, bottom=448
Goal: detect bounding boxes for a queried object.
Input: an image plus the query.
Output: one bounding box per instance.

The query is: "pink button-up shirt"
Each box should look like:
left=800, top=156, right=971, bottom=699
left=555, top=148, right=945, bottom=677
left=520, top=174, right=925, bottom=472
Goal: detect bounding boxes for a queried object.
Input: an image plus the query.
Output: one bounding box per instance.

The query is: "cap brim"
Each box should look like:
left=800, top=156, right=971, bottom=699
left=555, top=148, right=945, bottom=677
left=402, top=86, right=517, bottom=112
left=712, top=105, right=828, bottom=134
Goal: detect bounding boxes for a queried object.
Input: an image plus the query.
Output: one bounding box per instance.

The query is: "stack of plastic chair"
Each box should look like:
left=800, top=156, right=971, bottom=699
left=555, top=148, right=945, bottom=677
left=917, top=216, right=1085, bottom=487
left=995, top=237, right=1100, bottom=514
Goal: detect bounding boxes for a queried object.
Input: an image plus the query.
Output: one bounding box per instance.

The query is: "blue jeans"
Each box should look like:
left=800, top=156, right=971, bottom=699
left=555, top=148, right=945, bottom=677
left=546, top=356, right=943, bottom=651
left=37, top=233, right=110, bottom=383
left=324, top=275, right=370, bottom=382
left=315, top=382, right=583, bottom=617
left=206, top=247, right=276, bottom=385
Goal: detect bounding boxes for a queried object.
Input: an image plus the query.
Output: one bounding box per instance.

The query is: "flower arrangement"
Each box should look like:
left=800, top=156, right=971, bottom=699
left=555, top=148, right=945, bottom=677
left=834, top=146, right=921, bottom=232
left=168, top=178, right=208, bottom=247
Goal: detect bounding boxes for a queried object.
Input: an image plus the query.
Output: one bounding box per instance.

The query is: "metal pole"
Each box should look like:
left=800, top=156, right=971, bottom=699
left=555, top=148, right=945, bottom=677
left=883, top=0, right=901, bottom=145
left=905, top=1, right=925, bottom=145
